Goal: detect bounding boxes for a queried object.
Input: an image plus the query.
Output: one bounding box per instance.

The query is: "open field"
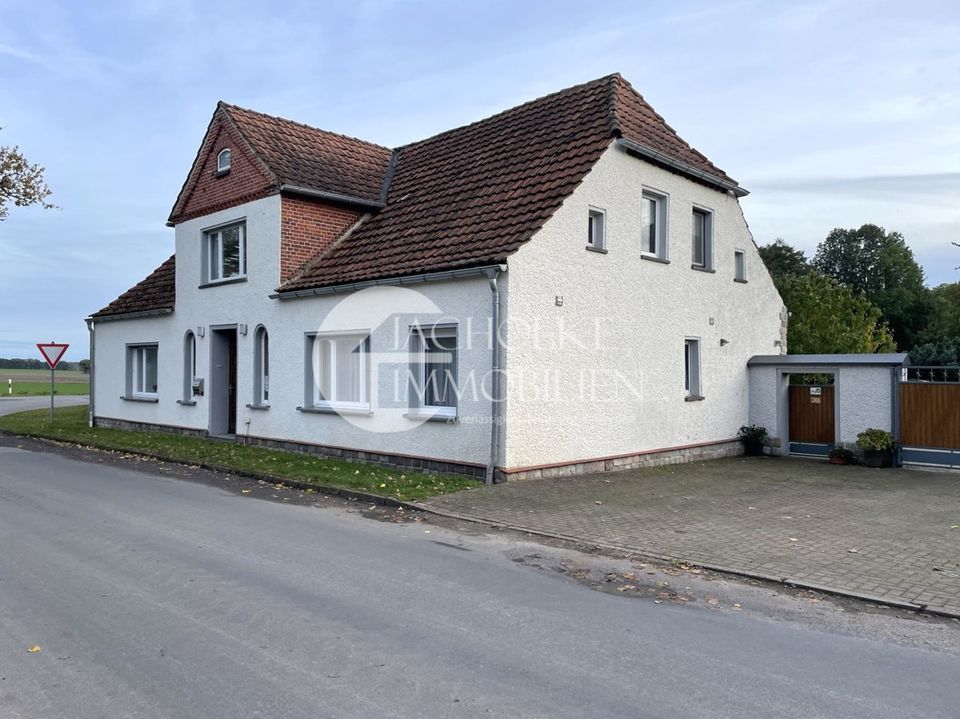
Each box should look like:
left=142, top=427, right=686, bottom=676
left=0, top=405, right=478, bottom=501
left=1, top=369, right=89, bottom=396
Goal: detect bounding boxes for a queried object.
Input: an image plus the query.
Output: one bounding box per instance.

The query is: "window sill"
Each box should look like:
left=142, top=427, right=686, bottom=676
left=404, top=411, right=459, bottom=423
left=641, top=254, right=670, bottom=265
left=298, top=404, right=372, bottom=416
left=684, top=395, right=705, bottom=402
left=246, top=403, right=270, bottom=411
left=691, top=264, right=716, bottom=273
left=122, top=395, right=159, bottom=403
left=734, top=278, right=748, bottom=284
left=214, top=168, right=230, bottom=177
left=198, top=276, right=247, bottom=289
left=585, top=245, right=608, bottom=254
left=177, top=399, right=197, bottom=406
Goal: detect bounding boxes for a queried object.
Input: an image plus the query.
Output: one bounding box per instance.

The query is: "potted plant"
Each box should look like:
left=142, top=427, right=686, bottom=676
left=737, top=424, right=768, bottom=456
left=856, top=429, right=895, bottom=468
left=827, top=446, right=855, bottom=465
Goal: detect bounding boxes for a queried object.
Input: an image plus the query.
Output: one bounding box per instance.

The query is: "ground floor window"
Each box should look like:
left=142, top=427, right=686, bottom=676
left=307, top=333, right=369, bottom=411
left=182, top=332, right=196, bottom=401
left=254, top=326, right=269, bottom=405
left=410, top=325, right=458, bottom=418
left=684, top=338, right=701, bottom=399
left=128, top=344, right=159, bottom=398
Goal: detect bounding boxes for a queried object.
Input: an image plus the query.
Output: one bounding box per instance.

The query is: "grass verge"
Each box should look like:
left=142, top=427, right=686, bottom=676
left=2, top=382, right=89, bottom=396
left=0, top=405, right=479, bottom=501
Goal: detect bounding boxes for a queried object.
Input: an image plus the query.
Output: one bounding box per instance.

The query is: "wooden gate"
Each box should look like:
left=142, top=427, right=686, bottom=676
left=789, top=385, right=835, bottom=455
left=899, top=369, right=960, bottom=467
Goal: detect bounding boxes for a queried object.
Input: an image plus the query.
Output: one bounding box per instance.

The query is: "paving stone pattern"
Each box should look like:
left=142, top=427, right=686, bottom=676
left=421, top=458, right=960, bottom=616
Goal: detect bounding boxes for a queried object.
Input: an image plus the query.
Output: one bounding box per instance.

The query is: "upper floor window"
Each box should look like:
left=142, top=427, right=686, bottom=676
left=641, top=189, right=668, bottom=260
left=734, top=249, right=747, bottom=282
left=692, top=208, right=714, bottom=270
left=203, top=222, right=246, bottom=284
left=217, top=148, right=231, bottom=173
left=587, top=208, right=606, bottom=252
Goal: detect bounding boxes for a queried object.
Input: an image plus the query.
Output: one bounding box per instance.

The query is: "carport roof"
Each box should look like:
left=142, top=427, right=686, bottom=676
left=747, top=353, right=910, bottom=367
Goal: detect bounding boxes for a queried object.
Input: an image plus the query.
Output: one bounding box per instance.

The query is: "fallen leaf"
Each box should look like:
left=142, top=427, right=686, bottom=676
left=241, top=489, right=251, bottom=494
left=848, top=548, right=859, bottom=553
left=789, top=537, right=798, bottom=542
left=594, top=501, right=603, bottom=505
left=26, top=645, right=41, bottom=653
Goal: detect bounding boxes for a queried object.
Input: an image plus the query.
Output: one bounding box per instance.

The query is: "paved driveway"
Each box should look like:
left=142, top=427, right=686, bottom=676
left=420, top=458, right=960, bottom=616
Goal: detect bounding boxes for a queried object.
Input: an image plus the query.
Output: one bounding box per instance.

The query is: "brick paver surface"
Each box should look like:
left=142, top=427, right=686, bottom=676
left=420, top=458, right=960, bottom=616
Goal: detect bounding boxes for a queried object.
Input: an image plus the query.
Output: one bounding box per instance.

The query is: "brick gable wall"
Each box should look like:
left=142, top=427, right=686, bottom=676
left=173, top=120, right=276, bottom=224
left=280, top=196, right=363, bottom=284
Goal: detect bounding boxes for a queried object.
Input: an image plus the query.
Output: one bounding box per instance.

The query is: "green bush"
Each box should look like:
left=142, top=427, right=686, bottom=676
left=856, top=428, right=895, bottom=452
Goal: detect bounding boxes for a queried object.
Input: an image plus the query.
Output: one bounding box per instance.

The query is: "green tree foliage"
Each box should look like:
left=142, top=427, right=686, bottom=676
left=776, top=273, right=895, bottom=354
left=78, top=359, right=91, bottom=374
left=910, top=282, right=960, bottom=364
left=0, top=129, right=55, bottom=220
left=758, top=239, right=810, bottom=279
left=813, top=224, right=929, bottom=349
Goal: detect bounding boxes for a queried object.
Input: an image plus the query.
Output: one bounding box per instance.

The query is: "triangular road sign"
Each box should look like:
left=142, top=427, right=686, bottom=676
left=37, top=342, right=69, bottom=370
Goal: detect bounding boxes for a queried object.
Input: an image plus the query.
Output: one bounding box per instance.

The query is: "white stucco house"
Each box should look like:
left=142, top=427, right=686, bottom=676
left=88, top=73, right=786, bottom=483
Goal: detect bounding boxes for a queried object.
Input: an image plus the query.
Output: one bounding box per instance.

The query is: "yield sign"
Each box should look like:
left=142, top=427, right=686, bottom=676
left=37, top=342, right=69, bottom=370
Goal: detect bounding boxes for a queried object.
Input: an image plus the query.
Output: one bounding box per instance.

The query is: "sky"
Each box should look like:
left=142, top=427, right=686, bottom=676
left=1, top=0, right=958, bottom=360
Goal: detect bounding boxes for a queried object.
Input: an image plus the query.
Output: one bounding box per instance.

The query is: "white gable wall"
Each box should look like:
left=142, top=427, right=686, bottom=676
left=501, top=142, right=785, bottom=469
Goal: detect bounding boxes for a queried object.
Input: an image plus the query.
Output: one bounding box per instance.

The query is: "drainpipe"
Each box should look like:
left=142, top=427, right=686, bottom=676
left=484, top=268, right=504, bottom=485
left=85, top=318, right=95, bottom=428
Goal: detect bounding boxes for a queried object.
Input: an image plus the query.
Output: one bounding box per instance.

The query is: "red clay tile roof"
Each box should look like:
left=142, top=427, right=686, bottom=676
left=100, top=74, right=740, bottom=315
left=280, top=74, right=737, bottom=292
left=91, top=255, right=175, bottom=319
left=221, top=103, right=394, bottom=204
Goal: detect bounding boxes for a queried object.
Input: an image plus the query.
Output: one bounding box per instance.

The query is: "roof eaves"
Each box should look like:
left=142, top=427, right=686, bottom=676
left=617, top=137, right=748, bottom=196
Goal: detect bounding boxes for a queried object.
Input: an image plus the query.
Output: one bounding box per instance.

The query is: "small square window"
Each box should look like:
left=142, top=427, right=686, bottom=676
left=587, top=208, right=606, bottom=251
left=734, top=249, right=747, bottom=282
left=692, top=208, right=713, bottom=270
left=641, top=190, right=668, bottom=259
left=684, top=338, right=702, bottom=398
left=307, top=333, right=370, bottom=411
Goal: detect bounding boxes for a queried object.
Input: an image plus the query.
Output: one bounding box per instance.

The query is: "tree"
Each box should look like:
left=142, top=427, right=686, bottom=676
left=0, top=129, right=55, bottom=220
left=776, top=272, right=896, bottom=354
left=78, top=359, right=91, bottom=375
left=758, top=239, right=810, bottom=280
left=813, top=224, right=929, bottom=350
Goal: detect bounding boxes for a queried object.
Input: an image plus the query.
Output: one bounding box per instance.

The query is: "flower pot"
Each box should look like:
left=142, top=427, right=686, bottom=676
left=742, top=440, right=764, bottom=456
left=828, top=455, right=849, bottom=465
left=862, top=449, right=893, bottom=468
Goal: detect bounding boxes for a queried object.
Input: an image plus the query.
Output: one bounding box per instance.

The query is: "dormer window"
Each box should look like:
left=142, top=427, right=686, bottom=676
left=216, top=148, right=231, bottom=174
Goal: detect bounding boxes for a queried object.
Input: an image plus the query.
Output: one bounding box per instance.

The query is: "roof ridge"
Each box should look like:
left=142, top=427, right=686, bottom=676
left=396, top=72, right=623, bottom=151
left=219, top=101, right=392, bottom=153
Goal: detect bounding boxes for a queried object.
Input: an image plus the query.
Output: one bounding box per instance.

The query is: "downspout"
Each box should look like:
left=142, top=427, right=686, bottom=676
left=85, top=318, right=95, bottom=428
left=484, top=268, right=503, bottom=485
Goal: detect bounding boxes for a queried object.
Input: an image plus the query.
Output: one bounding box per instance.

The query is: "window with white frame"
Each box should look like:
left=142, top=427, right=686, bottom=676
left=182, top=332, right=196, bottom=401
left=692, top=208, right=713, bottom=269
left=587, top=208, right=606, bottom=251
left=684, top=338, right=702, bottom=399
left=128, top=344, right=159, bottom=398
left=217, top=148, right=231, bottom=173
left=641, top=190, right=667, bottom=259
left=307, top=334, right=369, bottom=411
left=204, top=222, right=246, bottom=283
left=254, top=326, right=269, bottom=405
left=734, top=249, right=747, bottom=282
left=410, top=325, right=458, bottom=418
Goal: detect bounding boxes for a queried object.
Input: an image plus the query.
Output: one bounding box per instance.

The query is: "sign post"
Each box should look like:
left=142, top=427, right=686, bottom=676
left=37, top=342, right=69, bottom=423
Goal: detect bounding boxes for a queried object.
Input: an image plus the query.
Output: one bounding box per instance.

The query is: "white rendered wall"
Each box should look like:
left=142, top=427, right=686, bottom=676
left=93, top=195, right=495, bottom=466
left=502, top=142, right=785, bottom=469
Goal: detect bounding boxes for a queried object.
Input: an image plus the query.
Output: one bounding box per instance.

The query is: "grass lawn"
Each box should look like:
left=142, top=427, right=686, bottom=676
left=0, top=405, right=479, bottom=501
left=2, top=382, right=89, bottom=396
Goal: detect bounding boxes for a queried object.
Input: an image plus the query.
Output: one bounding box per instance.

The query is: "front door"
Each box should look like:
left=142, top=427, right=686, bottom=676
left=227, top=331, right=237, bottom=434
left=210, top=327, right=238, bottom=437
left=788, top=383, right=835, bottom=456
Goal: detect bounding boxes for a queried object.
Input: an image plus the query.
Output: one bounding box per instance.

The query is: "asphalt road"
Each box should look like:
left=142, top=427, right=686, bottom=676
left=0, top=446, right=956, bottom=718
left=0, top=395, right=87, bottom=416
